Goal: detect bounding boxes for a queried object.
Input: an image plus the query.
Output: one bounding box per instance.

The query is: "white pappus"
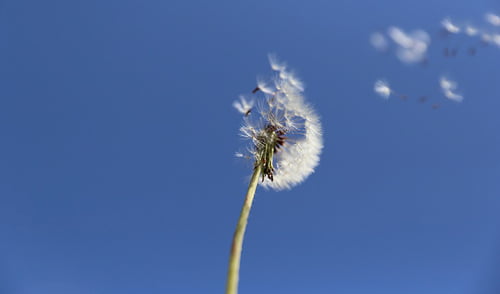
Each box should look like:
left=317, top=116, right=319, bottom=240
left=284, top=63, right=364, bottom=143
left=233, top=55, right=323, bottom=191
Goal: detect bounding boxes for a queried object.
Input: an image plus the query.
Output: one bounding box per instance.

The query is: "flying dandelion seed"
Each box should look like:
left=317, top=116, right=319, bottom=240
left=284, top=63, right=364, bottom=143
left=481, top=33, right=494, bottom=44
left=386, top=27, right=430, bottom=63
left=440, top=76, right=457, bottom=91
left=369, top=13, right=500, bottom=112
left=370, top=32, right=389, bottom=51
left=233, top=96, right=254, bottom=116
left=387, top=27, right=414, bottom=48
left=442, top=18, right=461, bottom=34
left=374, top=80, right=392, bottom=99
left=440, top=76, right=464, bottom=102
left=485, top=13, right=500, bottom=26
left=465, top=25, right=479, bottom=36
left=491, top=34, right=500, bottom=47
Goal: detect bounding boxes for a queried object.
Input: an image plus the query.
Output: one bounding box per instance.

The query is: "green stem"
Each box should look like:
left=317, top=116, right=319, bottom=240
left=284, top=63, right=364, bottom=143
left=225, top=164, right=262, bottom=294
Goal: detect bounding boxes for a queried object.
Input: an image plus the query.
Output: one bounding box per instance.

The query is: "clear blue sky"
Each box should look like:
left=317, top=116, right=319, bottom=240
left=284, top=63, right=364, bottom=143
left=1, top=0, right=500, bottom=293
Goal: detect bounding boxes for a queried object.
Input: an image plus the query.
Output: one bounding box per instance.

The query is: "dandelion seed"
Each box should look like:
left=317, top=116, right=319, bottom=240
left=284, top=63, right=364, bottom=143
left=440, top=76, right=464, bottom=102
left=233, top=96, right=254, bottom=116
left=440, top=76, right=456, bottom=91
left=256, top=77, right=276, bottom=95
left=234, top=55, right=323, bottom=191
left=485, top=13, right=500, bottom=26
left=388, top=27, right=414, bottom=48
left=442, top=18, right=461, bottom=34
left=370, top=32, right=389, bottom=51
left=268, top=53, right=287, bottom=72
left=387, top=27, right=430, bottom=63
left=465, top=25, right=479, bottom=36
left=374, top=80, right=392, bottom=99
left=443, top=89, right=463, bottom=102
left=492, top=34, right=500, bottom=47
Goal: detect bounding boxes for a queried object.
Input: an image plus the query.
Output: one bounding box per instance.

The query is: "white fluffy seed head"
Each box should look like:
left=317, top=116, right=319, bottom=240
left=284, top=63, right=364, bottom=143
left=233, top=55, right=323, bottom=191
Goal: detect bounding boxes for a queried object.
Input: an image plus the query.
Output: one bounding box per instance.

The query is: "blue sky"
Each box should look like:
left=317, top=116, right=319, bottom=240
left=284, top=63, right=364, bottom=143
left=1, top=0, right=500, bottom=293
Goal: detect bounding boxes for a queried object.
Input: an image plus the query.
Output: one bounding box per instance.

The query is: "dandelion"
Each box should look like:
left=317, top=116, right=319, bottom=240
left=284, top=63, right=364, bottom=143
left=440, top=76, right=464, bottom=102
left=374, top=80, right=392, bottom=99
left=226, top=55, right=323, bottom=294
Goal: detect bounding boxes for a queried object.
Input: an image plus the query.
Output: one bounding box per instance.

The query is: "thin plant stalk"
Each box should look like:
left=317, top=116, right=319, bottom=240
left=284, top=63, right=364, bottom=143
left=225, top=164, right=262, bottom=294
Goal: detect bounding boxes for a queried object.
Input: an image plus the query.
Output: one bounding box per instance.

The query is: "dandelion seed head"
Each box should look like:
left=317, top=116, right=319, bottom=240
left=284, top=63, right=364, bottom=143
left=442, top=18, right=461, bottom=33
left=374, top=80, right=391, bottom=99
left=234, top=56, right=323, bottom=191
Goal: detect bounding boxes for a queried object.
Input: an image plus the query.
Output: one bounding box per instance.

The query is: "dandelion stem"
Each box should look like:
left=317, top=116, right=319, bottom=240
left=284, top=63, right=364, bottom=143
left=225, top=164, right=262, bottom=294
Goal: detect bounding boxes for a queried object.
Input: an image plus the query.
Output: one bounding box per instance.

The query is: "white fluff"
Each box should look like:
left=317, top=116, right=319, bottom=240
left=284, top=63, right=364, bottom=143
left=485, top=13, right=500, bottom=26
left=442, top=18, right=461, bottom=33
left=465, top=25, right=478, bottom=36
left=387, top=27, right=430, bottom=63
left=370, top=32, right=389, bottom=51
left=374, top=80, right=391, bottom=99
left=233, top=55, right=323, bottom=191
left=232, top=96, right=254, bottom=115
left=440, top=76, right=464, bottom=102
